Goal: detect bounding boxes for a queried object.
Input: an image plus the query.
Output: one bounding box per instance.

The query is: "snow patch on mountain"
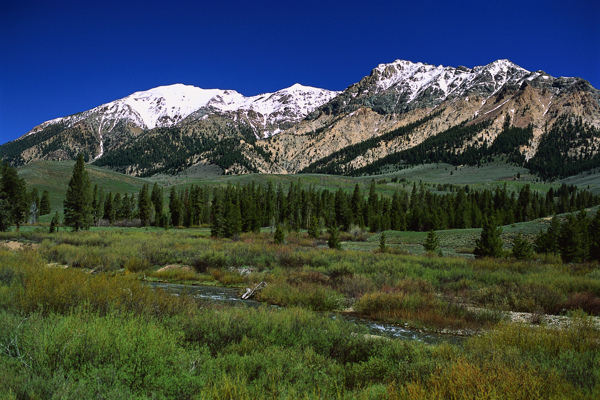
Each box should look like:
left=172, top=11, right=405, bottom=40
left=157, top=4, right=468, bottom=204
left=369, top=59, right=531, bottom=104
left=25, top=83, right=340, bottom=139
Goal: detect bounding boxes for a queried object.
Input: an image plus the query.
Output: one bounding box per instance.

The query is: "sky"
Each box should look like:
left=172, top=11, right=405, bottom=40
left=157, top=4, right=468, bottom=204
left=1, top=0, right=598, bottom=145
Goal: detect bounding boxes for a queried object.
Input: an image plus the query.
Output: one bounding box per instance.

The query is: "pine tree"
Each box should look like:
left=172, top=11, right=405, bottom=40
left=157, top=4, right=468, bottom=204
left=138, top=184, right=152, bottom=226
left=223, top=198, right=242, bottom=238
left=113, top=193, right=122, bottom=220
left=40, top=190, right=52, bottom=215
left=423, top=229, right=440, bottom=252
left=0, top=163, right=28, bottom=230
left=0, top=199, right=11, bottom=231
left=63, top=154, right=92, bottom=231
left=151, top=183, right=164, bottom=226
left=274, top=224, right=285, bottom=244
left=169, top=187, right=182, bottom=227
left=327, top=225, right=342, bottom=250
left=534, top=216, right=560, bottom=255
left=474, top=217, right=504, bottom=258
left=558, top=214, right=585, bottom=263
left=589, top=211, right=600, bottom=262
left=379, top=231, right=387, bottom=252
left=91, top=185, right=101, bottom=225
left=104, top=192, right=115, bottom=223
left=210, top=190, right=224, bottom=237
left=49, top=211, right=60, bottom=233
left=511, top=233, right=533, bottom=260
left=308, top=215, right=320, bottom=238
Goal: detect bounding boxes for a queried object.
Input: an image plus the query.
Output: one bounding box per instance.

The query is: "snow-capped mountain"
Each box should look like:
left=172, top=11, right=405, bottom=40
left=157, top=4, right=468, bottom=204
left=28, top=83, right=339, bottom=139
left=2, top=58, right=599, bottom=177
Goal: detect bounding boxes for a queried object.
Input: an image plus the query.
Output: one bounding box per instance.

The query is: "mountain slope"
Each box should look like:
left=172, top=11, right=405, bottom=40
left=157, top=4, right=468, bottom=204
left=0, top=83, right=339, bottom=169
left=2, top=59, right=600, bottom=179
left=266, top=59, right=600, bottom=176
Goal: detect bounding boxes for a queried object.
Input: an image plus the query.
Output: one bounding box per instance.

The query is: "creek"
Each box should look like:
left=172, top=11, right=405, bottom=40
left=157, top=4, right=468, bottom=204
left=146, top=281, right=464, bottom=345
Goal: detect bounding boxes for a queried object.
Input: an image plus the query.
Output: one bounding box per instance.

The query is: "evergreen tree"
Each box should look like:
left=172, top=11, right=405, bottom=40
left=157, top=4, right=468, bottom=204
left=49, top=211, right=60, bottom=233
left=327, top=225, right=342, bottom=250
left=91, top=184, right=102, bottom=225
left=0, top=199, right=11, bottom=231
left=274, top=224, right=285, bottom=244
left=169, top=187, right=182, bottom=227
left=104, top=192, right=115, bottom=223
left=63, top=154, right=92, bottom=231
left=138, top=184, right=152, bottom=226
left=113, top=193, right=123, bottom=219
left=210, top=190, right=224, bottom=237
left=534, top=216, right=560, bottom=255
left=0, top=163, right=28, bottom=230
left=423, top=229, right=440, bottom=252
left=474, top=217, right=504, bottom=258
left=223, top=198, right=242, bottom=238
left=151, top=183, right=164, bottom=226
left=308, top=215, right=320, bottom=239
left=40, top=190, right=51, bottom=215
left=511, top=233, right=533, bottom=260
left=120, top=193, right=132, bottom=220
left=558, top=214, right=585, bottom=263
left=589, top=211, right=600, bottom=261
left=379, top=231, right=387, bottom=252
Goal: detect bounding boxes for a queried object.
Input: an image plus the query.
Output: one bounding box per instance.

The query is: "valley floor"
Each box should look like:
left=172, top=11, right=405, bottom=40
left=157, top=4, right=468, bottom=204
left=1, top=226, right=599, bottom=399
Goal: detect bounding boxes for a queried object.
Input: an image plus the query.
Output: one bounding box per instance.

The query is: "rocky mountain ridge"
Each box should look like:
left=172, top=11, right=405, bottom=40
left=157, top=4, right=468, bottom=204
left=2, top=59, right=599, bottom=178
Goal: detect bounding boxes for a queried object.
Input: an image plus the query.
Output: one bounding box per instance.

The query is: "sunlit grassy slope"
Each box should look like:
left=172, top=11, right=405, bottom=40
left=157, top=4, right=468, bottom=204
left=18, top=160, right=600, bottom=227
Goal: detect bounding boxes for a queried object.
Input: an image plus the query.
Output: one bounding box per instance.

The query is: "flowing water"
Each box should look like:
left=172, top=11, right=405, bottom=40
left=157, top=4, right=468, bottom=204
left=146, top=281, right=464, bottom=345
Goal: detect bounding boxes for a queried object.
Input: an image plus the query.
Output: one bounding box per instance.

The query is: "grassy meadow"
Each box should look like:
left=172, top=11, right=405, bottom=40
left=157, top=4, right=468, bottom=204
left=1, top=225, right=600, bottom=398
left=2, top=161, right=599, bottom=398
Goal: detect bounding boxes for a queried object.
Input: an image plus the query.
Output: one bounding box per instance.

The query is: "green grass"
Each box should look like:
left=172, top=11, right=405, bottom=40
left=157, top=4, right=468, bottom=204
left=18, top=161, right=152, bottom=222
left=1, top=245, right=599, bottom=398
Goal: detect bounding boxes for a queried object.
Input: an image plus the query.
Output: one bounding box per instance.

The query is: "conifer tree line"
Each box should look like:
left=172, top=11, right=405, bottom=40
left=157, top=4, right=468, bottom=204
left=63, top=160, right=600, bottom=236
left=3, top=154, right=600, bottom=243
left=0, top=162, right=51, bottom=231
left=203, top=180, right=600, bottom=236
left=534, top=210, right=600, bottom=263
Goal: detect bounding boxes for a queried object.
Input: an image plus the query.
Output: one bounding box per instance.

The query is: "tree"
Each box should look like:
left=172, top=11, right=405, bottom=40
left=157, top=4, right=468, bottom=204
left=379, top=231, right=387, bottom=252
left=558, top=214, right=585, bottom=263
left=63, top=154, right=92, bottom=231
left=0, top=163, right=28, bottom=230
left=534, top=216, right=560, bottom=255
left=589, top=211, right=600, bottom=262
left=511, top=233, right=533, bottom=260
left=474, top=217, right=504, bottom=258
left=169, top=187, right=182, bottom=227
left=103, top=192, right=115, bottom=224
left=423, top=229, right=440, bottom=252
left=327, top=225, right=342, bottom=250
left=308, top=215, right=320, bottom=239
left=91, top=185, right=104, bottom=225
left=138, top=184, right=152, bottom=226
left=0, top=199, right=11, bottom=231
left=274, top=224, right=285, bottom=244
left=40, top=190, right=51, bottom=215
left=49, top=211, right=60, bottom=233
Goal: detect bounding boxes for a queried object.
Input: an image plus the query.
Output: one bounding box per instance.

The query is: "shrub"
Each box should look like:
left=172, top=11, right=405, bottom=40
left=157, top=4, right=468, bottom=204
left=124, top=257, right=150, bottom=273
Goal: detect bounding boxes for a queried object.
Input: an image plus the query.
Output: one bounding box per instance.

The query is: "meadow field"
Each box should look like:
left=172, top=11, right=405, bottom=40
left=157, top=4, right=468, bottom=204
left=2, top=161, right=599, bottom=398
left=1, top=226, right=599, bottom=399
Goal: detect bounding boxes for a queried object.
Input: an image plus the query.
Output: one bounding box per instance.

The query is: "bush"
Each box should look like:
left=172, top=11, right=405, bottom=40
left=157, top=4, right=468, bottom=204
left=124, top=257, right=150, bottom=273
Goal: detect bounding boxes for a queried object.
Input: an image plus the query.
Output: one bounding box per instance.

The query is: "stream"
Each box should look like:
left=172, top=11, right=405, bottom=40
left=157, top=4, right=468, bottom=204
left=146, top=281, right=464, bottom=345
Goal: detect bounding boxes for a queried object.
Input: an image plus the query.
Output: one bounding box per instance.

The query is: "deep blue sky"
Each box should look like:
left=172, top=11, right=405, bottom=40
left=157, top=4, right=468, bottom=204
left=1, top=0, right=598, bottom=144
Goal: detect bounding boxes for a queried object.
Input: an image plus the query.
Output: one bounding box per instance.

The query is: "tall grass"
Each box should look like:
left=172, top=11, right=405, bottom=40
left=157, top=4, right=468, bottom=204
left=1, top=244, right=599, bottom=399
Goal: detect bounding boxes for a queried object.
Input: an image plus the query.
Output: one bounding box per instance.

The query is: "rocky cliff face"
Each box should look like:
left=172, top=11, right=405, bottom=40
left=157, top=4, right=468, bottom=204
left=2, top=59, right=599, bottom=178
